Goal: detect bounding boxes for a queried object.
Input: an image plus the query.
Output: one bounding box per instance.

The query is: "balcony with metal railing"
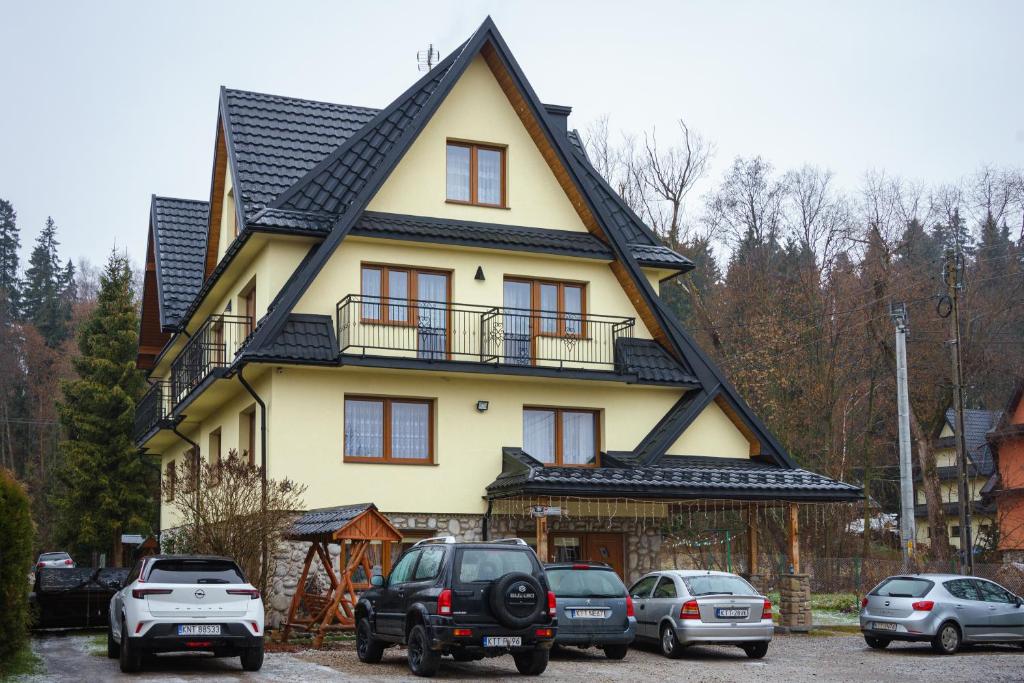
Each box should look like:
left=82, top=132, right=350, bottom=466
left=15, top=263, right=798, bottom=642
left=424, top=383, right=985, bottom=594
left=335, top=295, right=634, bottom=373
left=133, top=380, right=173, bottom=442
left=169, top=314, right=252, bottom=407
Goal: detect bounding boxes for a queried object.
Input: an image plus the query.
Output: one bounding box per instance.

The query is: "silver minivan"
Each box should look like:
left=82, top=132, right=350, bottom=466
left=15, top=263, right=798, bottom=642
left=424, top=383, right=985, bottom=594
left=628, top=570, right=773, bottom=659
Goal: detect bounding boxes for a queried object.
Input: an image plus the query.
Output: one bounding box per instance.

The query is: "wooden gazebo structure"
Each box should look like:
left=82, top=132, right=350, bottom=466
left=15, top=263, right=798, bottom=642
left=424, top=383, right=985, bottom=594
left=280, top=503, right=401, bottom=647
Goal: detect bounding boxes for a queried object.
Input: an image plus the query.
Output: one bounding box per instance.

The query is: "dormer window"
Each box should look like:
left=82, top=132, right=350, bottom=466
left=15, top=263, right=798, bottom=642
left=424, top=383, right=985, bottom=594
left=446, top=141, right=506, bottom=207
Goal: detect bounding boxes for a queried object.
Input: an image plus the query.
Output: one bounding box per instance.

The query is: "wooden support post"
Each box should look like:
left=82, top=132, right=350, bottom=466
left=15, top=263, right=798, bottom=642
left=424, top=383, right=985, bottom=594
left=382, top=540, right=392, bottom=576
left=535, top=515, right=549, bottom=563
left=747, top=507, right=759, bottom=576
left=787, top=502, right=800, bottom=574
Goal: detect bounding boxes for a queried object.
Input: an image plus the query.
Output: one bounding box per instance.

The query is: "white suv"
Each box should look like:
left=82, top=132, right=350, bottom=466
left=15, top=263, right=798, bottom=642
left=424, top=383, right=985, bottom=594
left=107, top=555, right=265, bottom=673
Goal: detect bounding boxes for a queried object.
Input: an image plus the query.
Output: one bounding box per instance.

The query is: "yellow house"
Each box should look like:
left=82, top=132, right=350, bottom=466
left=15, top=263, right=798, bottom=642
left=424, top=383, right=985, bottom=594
left=914, top=408, right=998, bottom=551
left=134, top=19, right=860, bottom=611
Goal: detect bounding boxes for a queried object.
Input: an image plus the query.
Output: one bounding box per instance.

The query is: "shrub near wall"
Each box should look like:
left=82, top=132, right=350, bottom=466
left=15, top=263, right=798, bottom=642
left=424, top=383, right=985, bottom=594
left=0, top=468, right=34, bottom=667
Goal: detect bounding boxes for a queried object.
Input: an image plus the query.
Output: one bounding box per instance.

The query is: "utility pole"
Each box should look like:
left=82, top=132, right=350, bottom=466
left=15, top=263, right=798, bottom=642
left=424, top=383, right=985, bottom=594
left=890, top=302, right=916, bottom=567
left=944, top=245, right=973, bottom=575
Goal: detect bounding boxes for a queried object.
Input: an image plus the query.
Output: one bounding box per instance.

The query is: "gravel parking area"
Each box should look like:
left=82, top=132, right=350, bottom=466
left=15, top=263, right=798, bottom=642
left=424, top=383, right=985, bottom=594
left=298, top=632, right=1024, bottom=683
left=24, top=630, right=1024, bottom=682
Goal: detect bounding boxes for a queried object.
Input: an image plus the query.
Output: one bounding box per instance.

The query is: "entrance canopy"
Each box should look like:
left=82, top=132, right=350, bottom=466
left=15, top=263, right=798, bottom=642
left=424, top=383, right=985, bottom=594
left=488, top=449, right=862, bottom=503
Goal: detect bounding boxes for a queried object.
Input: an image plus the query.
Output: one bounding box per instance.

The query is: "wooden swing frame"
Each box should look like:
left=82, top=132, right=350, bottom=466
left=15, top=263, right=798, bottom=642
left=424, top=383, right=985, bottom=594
left=280, top=503, right=402, bottom=648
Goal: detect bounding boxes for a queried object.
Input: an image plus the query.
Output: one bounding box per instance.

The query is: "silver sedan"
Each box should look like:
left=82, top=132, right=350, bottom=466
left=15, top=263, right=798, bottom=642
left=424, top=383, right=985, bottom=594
left=628, top=570, right=773, bottom=659
left=860, top=573, right=1024, bottom=654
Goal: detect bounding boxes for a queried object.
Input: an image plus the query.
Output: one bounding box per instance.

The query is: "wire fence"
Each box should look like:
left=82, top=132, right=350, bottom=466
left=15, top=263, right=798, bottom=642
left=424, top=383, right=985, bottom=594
left=733, top=556, right=1024, bottom=595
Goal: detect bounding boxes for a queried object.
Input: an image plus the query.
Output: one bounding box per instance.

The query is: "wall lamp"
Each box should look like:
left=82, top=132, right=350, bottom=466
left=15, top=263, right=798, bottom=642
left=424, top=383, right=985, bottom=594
left=476, top=400, right=490, bottom=413
left=475, top=266, right=485, bottom=281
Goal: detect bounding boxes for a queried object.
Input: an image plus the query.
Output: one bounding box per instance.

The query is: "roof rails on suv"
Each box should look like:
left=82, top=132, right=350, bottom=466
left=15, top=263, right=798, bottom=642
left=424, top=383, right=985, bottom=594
left=411, top=536, right=530, bottom=548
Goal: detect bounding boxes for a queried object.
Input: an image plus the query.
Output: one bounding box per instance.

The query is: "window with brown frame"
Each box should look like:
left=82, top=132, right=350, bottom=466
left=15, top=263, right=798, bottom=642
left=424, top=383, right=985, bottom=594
left=504, top=278, right=587, bottom=337
left=360, top=264, right=451, bottom=324
left=446, top=141, right=506, bottom=207
left=344, top=396, right=434, bottom=464
left=523, top=407, right=599, bottom=467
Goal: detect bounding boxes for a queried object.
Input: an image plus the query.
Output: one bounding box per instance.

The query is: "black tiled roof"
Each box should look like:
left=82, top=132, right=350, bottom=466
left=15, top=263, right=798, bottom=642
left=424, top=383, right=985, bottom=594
left=943, top=408, right=1000, bottom=476
left=630, top=244, right=694, bottom=272
left=151, top=197, right=209, bottom=329
left=285, top=503, right=375, bottom=541
left=352, top=211, right=613, bottom=258
left=616, top=338, right=698, bottom=385
left=221, top=89, right=379, bottom=218
left=489, top=450, right=861, bottom=502
left=273, top=46, right=463, bottom=215
left=248, top=313, right=336, bottom=363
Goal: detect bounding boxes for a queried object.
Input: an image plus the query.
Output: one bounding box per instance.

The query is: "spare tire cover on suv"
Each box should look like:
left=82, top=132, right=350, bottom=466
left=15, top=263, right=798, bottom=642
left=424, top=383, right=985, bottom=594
left=489, top=572, right=545, bottom=629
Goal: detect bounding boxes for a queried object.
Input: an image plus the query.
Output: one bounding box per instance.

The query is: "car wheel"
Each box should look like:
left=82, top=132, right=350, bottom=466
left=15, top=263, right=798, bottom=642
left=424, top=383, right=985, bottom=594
left=119, top=619, right=142, bottom=673
left=356, top=618, right=385, bottom=664
left=603, top=644, right=629, bottom=660
left=107, top=625, right=120, bottom=658
left=864, top=635, right=890, bottom=650
left=660, top=623, right=684, bottom=659
left=931, top=622, right=961, bottom=655
left=240, top=642, right=264, bottom=672
left=742, top=641, right=769, bottom=659
left=512, top=648, right=549, bottom=675
left=407, top=624, right=441, bottom=677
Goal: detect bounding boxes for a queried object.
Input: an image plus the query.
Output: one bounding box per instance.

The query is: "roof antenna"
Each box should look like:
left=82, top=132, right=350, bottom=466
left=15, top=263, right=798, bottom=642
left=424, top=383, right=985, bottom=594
left=417, top=44, right=441, bottom=72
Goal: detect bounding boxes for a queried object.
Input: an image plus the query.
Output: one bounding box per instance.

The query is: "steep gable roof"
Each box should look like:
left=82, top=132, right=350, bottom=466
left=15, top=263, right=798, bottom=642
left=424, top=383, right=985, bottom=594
left=229, top=17, right=797, bottom=470
left=151, top=196, right=209, bottom=329
left=220, top=89, right=379, bottom=219
left=941, top=407, right=1000, bottom=476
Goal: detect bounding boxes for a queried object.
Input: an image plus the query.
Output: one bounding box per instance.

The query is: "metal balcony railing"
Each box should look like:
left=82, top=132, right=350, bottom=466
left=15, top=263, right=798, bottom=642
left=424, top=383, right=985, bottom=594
left=133, top=381, right=173, bottom=442
left=335, top=295, right=634, bottom=371
left=170, top=314, right=252, bottom=406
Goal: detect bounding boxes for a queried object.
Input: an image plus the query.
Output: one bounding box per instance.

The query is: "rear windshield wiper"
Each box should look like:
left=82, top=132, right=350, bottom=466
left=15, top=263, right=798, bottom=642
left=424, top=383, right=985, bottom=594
left=196, top=578, right=230, bottom=584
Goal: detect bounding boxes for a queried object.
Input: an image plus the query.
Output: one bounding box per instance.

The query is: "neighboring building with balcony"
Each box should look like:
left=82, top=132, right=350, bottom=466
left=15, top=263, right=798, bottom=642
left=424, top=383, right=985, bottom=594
left=135, top=19, right=859, bottom=591
left=914, top=408, right=999, bottom=551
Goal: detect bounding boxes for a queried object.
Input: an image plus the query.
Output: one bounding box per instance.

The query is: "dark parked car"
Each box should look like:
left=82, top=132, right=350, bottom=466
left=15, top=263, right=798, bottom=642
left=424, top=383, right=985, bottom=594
left=355, top=537, right=556, bottom=677
left=544, top=562, right=635, bottom=659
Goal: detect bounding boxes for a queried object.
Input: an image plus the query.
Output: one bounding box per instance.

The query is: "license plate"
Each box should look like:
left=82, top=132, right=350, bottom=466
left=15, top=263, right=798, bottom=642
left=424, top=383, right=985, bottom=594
left=873, top=622, right=897, bottom=632
left=178, top=624, right=221, bottom=636
left=715, top=608, right=749, bottom=619
left=571, top=609, right=608, bottom=619
left=483, top=636, right=522, bottom=647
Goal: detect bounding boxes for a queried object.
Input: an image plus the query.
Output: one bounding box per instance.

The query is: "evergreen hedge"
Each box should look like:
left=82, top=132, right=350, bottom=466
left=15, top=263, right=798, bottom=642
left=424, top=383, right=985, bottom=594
left=0, top=468, right=34, bottom=668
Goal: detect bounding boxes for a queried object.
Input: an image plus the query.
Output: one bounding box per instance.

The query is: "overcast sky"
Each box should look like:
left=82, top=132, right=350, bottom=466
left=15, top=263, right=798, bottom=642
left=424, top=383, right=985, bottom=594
left=2, top=0, right=1021, bottom=268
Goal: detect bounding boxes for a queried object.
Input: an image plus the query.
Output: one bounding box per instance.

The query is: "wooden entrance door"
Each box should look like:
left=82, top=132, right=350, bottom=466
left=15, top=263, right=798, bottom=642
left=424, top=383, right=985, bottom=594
left=549, top=532, right=625, bottom=579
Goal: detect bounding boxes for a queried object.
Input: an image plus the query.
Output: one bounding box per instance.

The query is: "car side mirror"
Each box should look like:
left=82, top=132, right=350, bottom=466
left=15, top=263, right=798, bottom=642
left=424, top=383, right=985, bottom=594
left=370, top=574, right=384, bottom=588
left=1016, top=596, right=1022, bottom=608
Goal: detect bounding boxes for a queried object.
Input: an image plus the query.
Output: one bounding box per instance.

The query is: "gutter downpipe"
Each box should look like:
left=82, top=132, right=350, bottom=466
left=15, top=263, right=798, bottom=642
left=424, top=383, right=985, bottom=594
left=482, top=498, right=493, bottom=541
left=237, top=365, right=269, bottom=596
left=170, top=424, right=201, bottom=543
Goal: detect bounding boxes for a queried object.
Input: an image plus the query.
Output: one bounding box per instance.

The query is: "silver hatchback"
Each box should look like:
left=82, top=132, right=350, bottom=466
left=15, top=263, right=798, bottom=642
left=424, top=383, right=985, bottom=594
left=628, top=570, right=773, bottom=659
left=860, top=573, right=1024, bottom=654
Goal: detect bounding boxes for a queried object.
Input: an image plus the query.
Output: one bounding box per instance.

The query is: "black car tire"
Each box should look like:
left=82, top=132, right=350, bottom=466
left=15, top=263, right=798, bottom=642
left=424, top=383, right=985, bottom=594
left=489, top=572, right=546, bottom=630
left=660, top=623, right=684, bottom=659
left=603, top=644, right=629, bottom=660
left=742, top=641, right=769, bottom=659
left=407, top=624, right=441, bottom=677
left=513, top=648, right=549, bottom=675
left=357, top=618, right=385, bottom=663
left=931, top=622, right=961, bottom=655
left=864, top=635, right=890, bottom=650
left=119, top=620, right=142, bottom=673
left=106, top=625, right=120, bottom=658
left=240, top=642, right=264, bottom=672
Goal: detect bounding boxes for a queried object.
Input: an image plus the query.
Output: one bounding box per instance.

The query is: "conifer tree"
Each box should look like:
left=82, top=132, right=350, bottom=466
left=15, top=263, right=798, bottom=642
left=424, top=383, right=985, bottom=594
left=54, top=251, right=153, bottom=565
left=21, top=217, right=73, bottom=346
left=0, top=199, right=19, bottom=320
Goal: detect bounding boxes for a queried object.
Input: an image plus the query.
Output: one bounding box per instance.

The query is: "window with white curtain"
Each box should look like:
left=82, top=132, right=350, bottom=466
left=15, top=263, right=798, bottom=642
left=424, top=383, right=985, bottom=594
left=446, top=141, right=505, bottom=207
left=523, top=407, right=598, bottom=466
left=345, top=397, right=433, bottom=463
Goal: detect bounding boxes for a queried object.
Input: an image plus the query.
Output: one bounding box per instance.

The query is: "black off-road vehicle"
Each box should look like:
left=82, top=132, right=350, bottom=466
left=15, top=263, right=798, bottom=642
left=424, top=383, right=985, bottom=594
left=355, top=537, right=557, bottom=677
